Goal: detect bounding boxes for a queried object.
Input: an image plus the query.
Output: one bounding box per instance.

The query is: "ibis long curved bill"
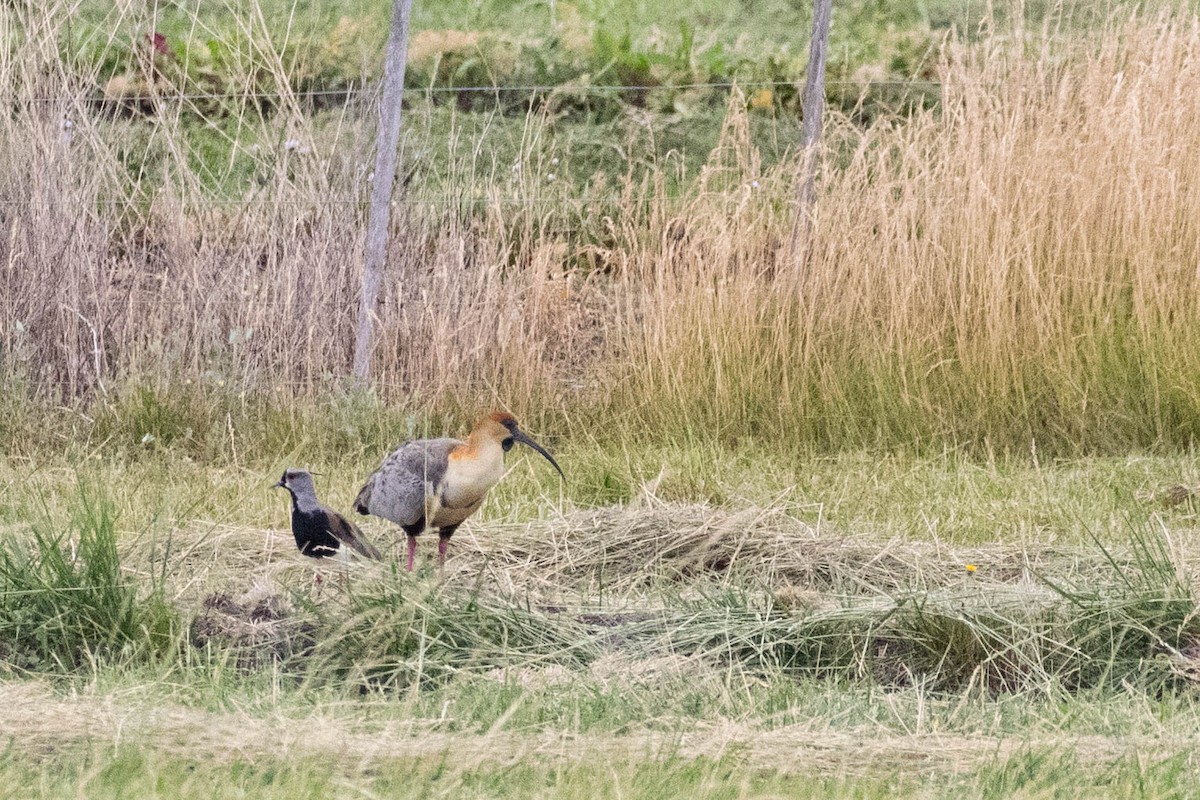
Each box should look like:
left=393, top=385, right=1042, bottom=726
left=512, top=429, right=565, bottom=481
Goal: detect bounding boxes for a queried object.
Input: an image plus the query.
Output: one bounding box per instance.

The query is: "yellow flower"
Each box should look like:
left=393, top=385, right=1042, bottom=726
left=966, top=564, right=978, bottom=574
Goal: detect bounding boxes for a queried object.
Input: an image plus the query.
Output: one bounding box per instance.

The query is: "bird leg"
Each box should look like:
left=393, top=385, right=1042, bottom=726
left=405, top=534, right=418, bottom=572
left=437, top=534, right=450, bottom=569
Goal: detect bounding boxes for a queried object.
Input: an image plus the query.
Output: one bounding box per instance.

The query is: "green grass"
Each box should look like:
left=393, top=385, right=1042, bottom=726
left=2, top=464, right=1199, bottom=795
left=4, top=436, right=1200, bottom=688
left=62, top=0, right=1139, bottom=92
left=5, top=386, right=1198, bottom=547
left=0, top=481, right=178, bottom=672
left=5, top=446, right=1198, bottom=554
left=303, top=574, right=598, bottom=689
left=46, top=0, right=946, bottom=197
left=0, top=748, right=839, bottom=800
left=2, top=745, right=1197, bottom=799
left=15, top=744, right=1186, bottom=800
left=66, top=651, right=1200, bottom=740
left=65, top=0, right=945, bottom=89
left=5, top=668, right=1200, bottom=797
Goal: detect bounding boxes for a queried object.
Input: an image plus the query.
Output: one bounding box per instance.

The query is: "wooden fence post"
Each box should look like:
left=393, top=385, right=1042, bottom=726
left=790, top=0, right=832, bottom=270
left=352, top=0, right=415, bottom=383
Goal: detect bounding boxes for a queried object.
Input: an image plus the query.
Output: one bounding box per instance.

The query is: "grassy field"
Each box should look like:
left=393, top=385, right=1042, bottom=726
left=5, top=443, right=1200, bottom=795
left=7, top=0, right=1200, bottom=796
left=4, top=681, right=1200, bottom=798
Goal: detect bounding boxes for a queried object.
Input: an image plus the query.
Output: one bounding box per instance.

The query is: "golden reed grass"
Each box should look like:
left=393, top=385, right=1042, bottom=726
left=3, top=4, right=1200, bottom=452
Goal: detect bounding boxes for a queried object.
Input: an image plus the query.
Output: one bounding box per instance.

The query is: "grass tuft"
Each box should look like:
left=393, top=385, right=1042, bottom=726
left=303, top=572, right=599, bottom=689
left=0, top=482, right=178, bottom=672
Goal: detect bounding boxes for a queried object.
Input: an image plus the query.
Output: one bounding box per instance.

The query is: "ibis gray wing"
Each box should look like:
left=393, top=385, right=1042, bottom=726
left=322, top=509, right=382, bottom=560
left=353, top=472, right=377, bottom=515
left=358, top=438, right=461, bottom=527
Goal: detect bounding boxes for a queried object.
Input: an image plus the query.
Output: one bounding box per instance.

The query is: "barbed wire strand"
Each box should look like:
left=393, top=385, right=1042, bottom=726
left=0, top=190, right=775, bottom=209
left=15, top=78, right=944, bottom=106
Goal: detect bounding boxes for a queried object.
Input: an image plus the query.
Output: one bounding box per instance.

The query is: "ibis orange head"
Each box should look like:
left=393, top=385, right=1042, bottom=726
left=483, top=411, right=564, bottom=480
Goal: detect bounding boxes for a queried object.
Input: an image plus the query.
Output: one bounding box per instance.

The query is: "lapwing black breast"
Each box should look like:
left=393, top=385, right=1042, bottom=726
left=290, top=506, right=382, bottom=560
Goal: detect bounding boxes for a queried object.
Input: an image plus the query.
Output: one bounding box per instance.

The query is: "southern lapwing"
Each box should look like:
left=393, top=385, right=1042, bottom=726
left=354, top=411, right=564, bottom=571
left=274, top=469, right=383, bottom=569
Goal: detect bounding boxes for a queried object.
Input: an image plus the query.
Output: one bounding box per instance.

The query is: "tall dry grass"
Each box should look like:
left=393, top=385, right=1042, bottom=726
left=0, top=1, right=592, bottom=415
left=616, top=9, right=1200, bottom=451
left=3, top=3, right=1200, bottom=452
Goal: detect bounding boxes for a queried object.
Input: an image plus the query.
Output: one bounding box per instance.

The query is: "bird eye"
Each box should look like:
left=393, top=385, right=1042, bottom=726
left=501, top=437, right=515, bottom=452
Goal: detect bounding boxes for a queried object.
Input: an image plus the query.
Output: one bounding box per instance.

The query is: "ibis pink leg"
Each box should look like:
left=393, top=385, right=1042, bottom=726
left=406, top=535, right=417, bottom=572
left=437, top=535, right=449, bottom=568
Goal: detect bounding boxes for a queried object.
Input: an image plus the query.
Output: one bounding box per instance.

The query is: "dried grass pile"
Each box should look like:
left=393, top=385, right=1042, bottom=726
left=190, top=590, right=316, bottom=670
left=461, top=501, right=1105, bottom=598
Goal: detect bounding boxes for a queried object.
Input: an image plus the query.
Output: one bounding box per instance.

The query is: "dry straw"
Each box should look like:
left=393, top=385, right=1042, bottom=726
left=154, top=502, right=1104, bottom=604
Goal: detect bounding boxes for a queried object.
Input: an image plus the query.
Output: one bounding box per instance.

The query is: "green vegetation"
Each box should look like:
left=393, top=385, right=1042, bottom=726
left=9, top=387, right=1200, bottom=544
left=5, top=451, right=1200, bottom=689
left=6, top=1, right=1200, bottom=796
left=0, top=481, right=177, bottom=673
left=3, top=744, right=1200, bottom=799
left=44, top=0, right=951, bottom=198
left=3, top=451, right=1200, bottom=794
left=66, top=0, right=947, bottom=102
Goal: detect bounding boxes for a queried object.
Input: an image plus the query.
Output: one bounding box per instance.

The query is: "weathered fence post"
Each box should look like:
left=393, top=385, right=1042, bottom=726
left=790, top=0, right=832, bottom=269
left=352, top=0, right=415, bottom=383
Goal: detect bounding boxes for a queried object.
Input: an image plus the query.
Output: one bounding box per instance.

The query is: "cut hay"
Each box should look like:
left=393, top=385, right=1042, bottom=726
left=141, top=522, right=392, bottom=609
left=145, top=502, right=1110, bottom=609
left=450, top=501, right=1111, bottom=599
left=1, top=680, right=1196, bottom=776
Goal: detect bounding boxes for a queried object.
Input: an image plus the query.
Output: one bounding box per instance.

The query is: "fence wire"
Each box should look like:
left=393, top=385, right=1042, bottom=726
left=13, top=78, right=943, bottom=106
